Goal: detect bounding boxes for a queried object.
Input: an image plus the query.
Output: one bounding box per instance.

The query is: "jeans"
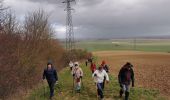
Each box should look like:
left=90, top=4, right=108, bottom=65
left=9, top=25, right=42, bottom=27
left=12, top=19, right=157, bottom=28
left=120, top=84, right=130, bottom=100
left=97, top=83, right=104, bottom=99
left=103, top=76, right=106, bottom=89
left=75, top=78, right=81, bottom=91
left=48, top=81, right=56, bottom=97
left=121, top=84, right=130, bottom=92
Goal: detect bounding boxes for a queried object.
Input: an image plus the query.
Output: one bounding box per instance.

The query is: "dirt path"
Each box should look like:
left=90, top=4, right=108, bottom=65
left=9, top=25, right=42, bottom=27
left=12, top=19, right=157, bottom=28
left=93, top=51, right=170, bottom=97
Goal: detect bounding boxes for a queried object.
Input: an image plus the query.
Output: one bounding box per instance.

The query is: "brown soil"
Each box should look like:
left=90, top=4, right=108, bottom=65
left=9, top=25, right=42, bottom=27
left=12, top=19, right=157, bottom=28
left=93, top=51, right=170, bottom=96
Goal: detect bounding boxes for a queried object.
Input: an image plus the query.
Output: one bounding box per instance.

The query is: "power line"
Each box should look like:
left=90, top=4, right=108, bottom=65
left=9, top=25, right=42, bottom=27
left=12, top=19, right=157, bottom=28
left=62, top=0, right=76, bottom=50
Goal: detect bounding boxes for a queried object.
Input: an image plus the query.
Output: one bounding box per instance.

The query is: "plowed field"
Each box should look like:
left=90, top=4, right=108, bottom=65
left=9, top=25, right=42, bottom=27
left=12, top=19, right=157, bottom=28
left=94, top=51, right=170, bottom=96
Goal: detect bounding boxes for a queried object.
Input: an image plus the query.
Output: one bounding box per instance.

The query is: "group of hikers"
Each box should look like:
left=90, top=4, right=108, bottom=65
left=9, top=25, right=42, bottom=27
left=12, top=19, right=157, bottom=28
left=42, top=58, right=135, bottom=100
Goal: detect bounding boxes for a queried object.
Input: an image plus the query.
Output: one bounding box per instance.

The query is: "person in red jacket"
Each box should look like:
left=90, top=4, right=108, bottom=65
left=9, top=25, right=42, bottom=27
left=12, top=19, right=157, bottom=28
left=90, top=61, right=96, bottom=73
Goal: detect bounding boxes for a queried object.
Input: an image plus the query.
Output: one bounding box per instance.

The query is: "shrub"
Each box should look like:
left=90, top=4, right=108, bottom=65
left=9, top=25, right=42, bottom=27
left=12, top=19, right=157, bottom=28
left=0, top=10, right=65, bottom=99
left=62, top=49, right=92, bottom=65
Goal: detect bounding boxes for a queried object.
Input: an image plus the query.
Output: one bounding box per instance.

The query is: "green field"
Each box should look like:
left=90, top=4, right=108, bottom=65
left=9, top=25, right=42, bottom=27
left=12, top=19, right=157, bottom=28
left=76, top=39, right=170, bottom=52
left=27, top=39, right=170, bottom=99
left=27, top=62, right=166, bottom=100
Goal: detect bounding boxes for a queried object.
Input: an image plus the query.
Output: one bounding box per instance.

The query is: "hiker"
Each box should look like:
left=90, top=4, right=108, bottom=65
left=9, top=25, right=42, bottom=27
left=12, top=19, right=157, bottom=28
left=85, top=57, right=93, bottom=67
left=85, top=59, right=88, bottom=66
left=118, top=62, right=135, bottom=100
left=101, top=60, right=109, bottom=89
left=69, top=61, right=74, bottom=71
left=101, top=60, right=109, bottom=73
left=90, top=61, right=96, bottom=73
left=72, top=62, right=83, bottom=92
left=92, top=65, right=109, bottom=100
left=43, top=62, right=58, bottom=99
left=88, top=57, right=93, bottom=63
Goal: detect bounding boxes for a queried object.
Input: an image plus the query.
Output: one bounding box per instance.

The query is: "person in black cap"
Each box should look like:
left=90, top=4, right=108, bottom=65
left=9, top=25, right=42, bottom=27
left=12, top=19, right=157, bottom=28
left=118, top=62, right=135, bottom=100
left=43, top=62, right=58, bottom=99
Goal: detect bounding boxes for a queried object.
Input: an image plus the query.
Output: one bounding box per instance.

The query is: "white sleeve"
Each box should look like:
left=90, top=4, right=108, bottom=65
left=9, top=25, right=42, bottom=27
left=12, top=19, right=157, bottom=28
left=92, top=70, right=98, bottom=83
left=92, top=70, right=97, bottom=78
left=104, top=70, right=109, bottom=81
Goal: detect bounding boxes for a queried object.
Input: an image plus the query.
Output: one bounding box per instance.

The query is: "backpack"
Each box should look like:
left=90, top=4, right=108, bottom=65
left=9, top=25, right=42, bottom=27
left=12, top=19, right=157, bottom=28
left=103, top=65, right=109, bottom=73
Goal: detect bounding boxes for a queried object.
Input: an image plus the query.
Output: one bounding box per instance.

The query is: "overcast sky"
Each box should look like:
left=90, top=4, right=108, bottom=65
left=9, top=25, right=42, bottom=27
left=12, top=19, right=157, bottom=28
left=4, top=0, right=170, bottom=39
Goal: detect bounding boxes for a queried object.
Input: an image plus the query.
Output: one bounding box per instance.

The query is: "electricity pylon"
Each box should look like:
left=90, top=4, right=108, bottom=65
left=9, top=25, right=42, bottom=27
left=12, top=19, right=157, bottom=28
left=62, top=0, right=76, bottom=50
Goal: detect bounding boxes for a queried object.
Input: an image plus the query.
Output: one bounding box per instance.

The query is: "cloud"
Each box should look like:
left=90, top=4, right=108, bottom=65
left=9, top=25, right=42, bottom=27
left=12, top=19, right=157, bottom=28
left=4, top=0, right=170, bottom=39
left=52, top=24, right=66, bottom=38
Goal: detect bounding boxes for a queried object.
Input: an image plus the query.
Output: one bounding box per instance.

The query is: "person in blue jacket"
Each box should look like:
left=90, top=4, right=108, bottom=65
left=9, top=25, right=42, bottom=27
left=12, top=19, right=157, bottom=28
left=43, top=62, right=58, bottom=99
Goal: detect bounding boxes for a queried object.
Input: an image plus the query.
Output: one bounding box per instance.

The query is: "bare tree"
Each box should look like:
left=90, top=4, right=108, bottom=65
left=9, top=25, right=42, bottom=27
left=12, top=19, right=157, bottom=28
left=0, top=0, right=8, bottom=12
left=3, top=11, right=18, bottom=34
left=0, top=0, right=4, bottom=30
left=0, top=0, right=9, bottom=32
left=23, top=9, right=54, bottom=58
left=24, top=10, right=53, bottom=41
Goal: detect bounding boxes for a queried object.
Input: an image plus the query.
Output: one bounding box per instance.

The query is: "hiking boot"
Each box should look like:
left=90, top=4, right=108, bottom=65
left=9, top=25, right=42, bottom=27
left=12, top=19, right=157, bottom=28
left=76, top=89, right=80, bottom=93
left=119, top=90, right=123, bottom=98
left=49, top=96, right=53, bottom=100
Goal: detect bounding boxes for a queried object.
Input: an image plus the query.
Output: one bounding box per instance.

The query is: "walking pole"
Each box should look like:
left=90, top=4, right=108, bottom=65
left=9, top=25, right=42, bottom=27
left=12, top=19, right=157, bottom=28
left=81, top=77, right=84, bottom=90
left=72, top=76, right=75, bottom=94
left=108, top=74, right=115, bottom=98
left=96, top=83, right=98, bottom=100
left=94, top=76, right=98, bottom=100
left=55, top=81, right=63, bottom=99
left=42, top=80, right=45, bottom=99
left=109, top=74, right=115, bottom=88
left=55, top=81, right=61, bottom=94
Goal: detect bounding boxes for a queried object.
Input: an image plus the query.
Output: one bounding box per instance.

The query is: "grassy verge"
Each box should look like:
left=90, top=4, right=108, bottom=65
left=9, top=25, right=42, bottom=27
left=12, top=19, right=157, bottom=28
left=27, top=62, right=167, bottom=100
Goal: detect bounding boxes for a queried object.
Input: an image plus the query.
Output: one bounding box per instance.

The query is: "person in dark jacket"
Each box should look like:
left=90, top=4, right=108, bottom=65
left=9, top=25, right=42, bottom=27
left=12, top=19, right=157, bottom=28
left=88, top=57, right=93, bottom=63
left=101, top=60, right=109, bottom=73
left=43, top=62, right=58, bottom=99
left=85, top=57, right=93, bottom=67
left=101, top=60, right=109, bottom=89
left=101, top=60, right=109, bottom=88
left=118, top=62, right=134, bottom=100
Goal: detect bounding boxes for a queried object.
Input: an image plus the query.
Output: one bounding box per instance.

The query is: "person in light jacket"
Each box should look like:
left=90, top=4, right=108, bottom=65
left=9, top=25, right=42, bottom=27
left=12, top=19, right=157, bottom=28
left=92, top=65, right=109, bottom=100
left=72, top=62, right=83, bottom=92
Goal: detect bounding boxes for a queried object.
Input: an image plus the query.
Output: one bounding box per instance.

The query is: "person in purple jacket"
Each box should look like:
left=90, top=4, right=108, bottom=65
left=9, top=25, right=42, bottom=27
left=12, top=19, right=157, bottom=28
left=43, top=62, right=58, bottom=99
